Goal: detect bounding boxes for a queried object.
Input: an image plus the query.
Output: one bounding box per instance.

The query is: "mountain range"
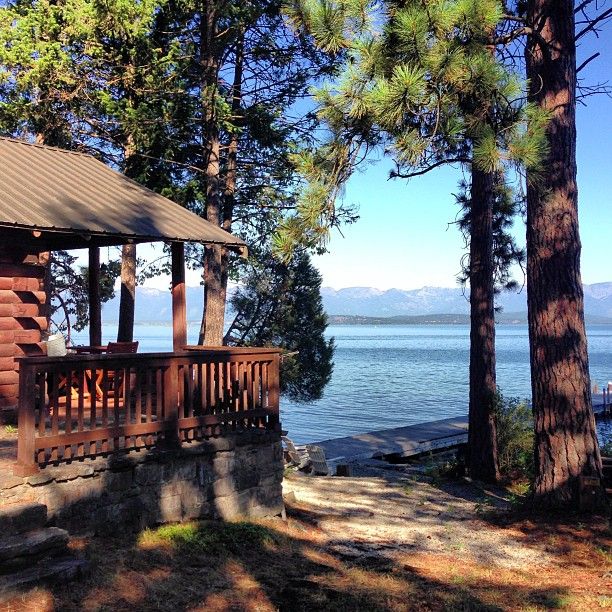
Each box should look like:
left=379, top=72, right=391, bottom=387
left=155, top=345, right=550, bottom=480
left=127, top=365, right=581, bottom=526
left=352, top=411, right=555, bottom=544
left=100, top=282, right=612, bottom=323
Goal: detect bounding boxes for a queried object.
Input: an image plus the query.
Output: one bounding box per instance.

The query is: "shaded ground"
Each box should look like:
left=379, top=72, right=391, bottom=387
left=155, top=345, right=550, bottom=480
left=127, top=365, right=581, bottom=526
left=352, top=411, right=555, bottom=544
left=0, top=427, right=17, bottom=474
left=2, top=459, right=611, bottom=611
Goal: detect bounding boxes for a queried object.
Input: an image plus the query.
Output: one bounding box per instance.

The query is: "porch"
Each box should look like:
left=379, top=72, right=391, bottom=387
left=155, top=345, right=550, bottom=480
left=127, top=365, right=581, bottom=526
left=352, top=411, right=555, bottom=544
left=14, top=347, right=280, bottom=476
left=0, top=138, right=284, bottom=527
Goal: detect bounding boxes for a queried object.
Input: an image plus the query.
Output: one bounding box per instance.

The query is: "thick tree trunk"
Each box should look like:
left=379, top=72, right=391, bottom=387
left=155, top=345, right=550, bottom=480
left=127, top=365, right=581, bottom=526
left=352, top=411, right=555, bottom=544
left=526, top=0, right=602, bottom=508
left=117, top=243, right=136, bottom=342
left=468, top=166, right=500, bottom=483
left=198, top=2, right=224, bottom=346
left=199, top=29, right=243, bottom=346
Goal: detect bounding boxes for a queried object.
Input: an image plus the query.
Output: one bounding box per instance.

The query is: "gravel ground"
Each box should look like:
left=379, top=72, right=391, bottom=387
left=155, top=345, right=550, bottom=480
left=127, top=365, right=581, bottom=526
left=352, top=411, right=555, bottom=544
left=282, top=457, right=554, bottom=571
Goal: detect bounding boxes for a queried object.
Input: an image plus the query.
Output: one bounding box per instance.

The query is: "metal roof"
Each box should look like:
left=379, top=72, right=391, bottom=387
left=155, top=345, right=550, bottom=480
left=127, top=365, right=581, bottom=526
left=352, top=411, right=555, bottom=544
left=0, top=137, right=246, bottom=252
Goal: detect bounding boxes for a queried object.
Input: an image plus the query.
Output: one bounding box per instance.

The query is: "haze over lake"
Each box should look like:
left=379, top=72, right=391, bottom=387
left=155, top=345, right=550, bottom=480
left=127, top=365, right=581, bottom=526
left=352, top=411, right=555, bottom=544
left=75, top=323, right=612, bottom=445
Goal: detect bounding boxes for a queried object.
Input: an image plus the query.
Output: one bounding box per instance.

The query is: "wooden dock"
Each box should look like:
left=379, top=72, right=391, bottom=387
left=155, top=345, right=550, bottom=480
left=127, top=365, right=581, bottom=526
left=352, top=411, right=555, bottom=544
left=311, top=393, right=612, bottom=465
left=313, top=415, right=469, bottom=463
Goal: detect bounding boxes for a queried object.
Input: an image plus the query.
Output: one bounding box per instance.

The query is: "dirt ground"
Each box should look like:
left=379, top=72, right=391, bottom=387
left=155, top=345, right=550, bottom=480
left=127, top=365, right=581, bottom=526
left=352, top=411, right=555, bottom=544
left=2, top=456, right=611, bottom=611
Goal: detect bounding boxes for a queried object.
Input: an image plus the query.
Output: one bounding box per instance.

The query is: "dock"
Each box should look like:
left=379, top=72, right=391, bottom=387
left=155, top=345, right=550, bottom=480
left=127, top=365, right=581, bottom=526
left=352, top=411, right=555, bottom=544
left=593, top=392, right=612, bottom=418
left=314, top=415, right=469, bottom=463
left=313, top=397, right=612, bottom=465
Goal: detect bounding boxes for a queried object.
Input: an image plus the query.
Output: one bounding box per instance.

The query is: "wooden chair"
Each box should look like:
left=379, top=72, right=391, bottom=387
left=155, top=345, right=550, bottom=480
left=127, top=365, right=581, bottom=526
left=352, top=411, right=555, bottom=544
left=106, top=341, right=139, bottom=355
left=96, top=341, right=139, bottom=400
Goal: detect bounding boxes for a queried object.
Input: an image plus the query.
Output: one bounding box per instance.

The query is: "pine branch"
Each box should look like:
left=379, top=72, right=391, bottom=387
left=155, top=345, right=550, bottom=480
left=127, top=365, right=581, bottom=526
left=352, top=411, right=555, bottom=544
left=390, top=158, right=470, bottom=179
left=575, top=8, right=612, bottom=40
left=576, top=52, right=600, bottom=73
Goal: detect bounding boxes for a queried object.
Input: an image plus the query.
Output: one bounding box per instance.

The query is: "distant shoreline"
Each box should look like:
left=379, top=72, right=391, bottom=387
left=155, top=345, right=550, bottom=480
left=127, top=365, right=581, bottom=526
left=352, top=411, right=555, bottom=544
left=102, top=312, right=612, bottom=327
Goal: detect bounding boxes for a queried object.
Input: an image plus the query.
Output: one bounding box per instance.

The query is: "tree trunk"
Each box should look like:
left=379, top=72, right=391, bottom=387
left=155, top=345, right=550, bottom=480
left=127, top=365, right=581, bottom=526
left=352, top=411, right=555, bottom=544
left=117, top=243, right=136, bottom=342
left=117, top=125, right=140, bottom=343
left=198, top=2, right=224, bottom=345
left=468, top=166, right=500, bottom=483
left=525, top=0, right=602, bottom=508
left=199, top=27, right=244, bottom=346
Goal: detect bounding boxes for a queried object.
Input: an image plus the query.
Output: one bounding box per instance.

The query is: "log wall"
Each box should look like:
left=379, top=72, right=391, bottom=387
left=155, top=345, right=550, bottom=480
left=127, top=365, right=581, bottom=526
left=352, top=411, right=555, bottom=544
left=0, top=247, right=47, bottom=422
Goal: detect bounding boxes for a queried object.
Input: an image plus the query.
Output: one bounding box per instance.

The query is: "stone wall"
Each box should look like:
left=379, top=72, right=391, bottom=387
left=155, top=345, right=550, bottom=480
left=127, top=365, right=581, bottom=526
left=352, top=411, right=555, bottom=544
left=0, top=431, right=284, bottom=534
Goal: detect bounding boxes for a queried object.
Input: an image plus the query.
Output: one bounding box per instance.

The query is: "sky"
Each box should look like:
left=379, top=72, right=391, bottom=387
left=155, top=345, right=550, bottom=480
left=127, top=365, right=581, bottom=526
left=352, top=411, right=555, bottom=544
left=311, top=31, right=612, bottom=291
left=90, top=21, right=612, bottom=293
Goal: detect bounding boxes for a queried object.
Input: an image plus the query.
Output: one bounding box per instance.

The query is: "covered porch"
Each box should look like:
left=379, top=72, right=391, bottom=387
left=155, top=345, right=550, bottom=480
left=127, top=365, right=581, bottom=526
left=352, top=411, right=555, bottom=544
left=0, top=138, right=281, bottom=480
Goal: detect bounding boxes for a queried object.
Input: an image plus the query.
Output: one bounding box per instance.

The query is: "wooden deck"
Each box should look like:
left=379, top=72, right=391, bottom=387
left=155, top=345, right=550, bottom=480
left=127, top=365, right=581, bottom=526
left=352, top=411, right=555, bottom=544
left=313, top=415, right=469, bottom=463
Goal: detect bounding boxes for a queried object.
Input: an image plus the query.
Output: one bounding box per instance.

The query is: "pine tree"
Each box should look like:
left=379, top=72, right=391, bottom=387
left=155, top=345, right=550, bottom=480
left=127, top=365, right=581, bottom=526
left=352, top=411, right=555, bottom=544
left=285, top=0, right=547, bottom=481
left=522, top=0, right=603, bottom=507
left=226, top=251, right=334, bottom=401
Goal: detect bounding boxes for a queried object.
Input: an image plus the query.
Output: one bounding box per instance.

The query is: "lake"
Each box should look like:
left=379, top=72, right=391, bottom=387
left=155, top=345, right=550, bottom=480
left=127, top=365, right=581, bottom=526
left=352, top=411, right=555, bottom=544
left=74, top=323, right=612, bottom=445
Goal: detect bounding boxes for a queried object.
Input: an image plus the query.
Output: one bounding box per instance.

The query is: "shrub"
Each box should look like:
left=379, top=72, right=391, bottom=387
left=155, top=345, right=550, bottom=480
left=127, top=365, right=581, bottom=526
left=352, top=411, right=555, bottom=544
left=495, top=392, right=534, bottom=479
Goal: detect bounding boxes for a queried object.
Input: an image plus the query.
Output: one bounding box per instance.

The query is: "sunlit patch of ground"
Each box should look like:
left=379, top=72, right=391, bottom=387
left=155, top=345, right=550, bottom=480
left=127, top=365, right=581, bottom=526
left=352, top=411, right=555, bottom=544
left=2, top=463, right=610, bottom=611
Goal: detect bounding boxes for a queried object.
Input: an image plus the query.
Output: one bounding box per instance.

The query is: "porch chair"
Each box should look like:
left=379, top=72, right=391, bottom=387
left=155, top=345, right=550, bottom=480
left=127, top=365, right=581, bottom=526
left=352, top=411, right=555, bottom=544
left=282, top=436, right=309, bottom=469
left=305, top=444, right=330, bottom=476
left=98, top=341, right=139, bottom=400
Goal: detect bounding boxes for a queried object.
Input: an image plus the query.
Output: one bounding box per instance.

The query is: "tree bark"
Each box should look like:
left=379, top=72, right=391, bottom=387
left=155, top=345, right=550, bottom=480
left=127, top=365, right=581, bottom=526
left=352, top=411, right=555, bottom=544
left=198, top=1, right=224, bottom=345
left=199, top=26, right=243, bottom=346
left=525, top=0, right=602, bottom=508
left=117, top=243, right=136, bottom=342
left=468, top=166, right=500, bottom=483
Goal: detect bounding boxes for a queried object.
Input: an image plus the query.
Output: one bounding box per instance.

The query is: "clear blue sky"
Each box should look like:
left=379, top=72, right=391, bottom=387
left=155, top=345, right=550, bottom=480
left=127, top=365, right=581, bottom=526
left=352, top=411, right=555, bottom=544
left=313, top=28, right=612, bottom=291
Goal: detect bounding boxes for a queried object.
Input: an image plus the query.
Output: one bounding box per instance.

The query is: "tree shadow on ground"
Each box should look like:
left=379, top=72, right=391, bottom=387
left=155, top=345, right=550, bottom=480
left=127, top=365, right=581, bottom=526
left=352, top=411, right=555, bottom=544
left=3, top=478, right=601, bottom=612
left=9, top=502, right=574, bottom=612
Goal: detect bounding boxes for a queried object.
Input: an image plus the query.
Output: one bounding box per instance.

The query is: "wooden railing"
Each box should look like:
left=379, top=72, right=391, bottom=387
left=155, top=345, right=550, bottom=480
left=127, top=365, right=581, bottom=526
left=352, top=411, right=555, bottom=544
left=15, top=348, right=281, bottom=475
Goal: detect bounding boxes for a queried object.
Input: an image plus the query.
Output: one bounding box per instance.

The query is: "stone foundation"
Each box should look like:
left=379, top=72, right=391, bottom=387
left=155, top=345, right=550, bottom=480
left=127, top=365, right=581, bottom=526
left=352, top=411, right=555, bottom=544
left=0, top=431, right=284, bottom=534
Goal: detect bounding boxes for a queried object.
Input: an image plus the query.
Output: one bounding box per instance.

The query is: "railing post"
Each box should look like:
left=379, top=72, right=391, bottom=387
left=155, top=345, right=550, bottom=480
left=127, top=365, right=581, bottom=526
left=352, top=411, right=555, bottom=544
left=163, top=363, right=180, bottom=446
left=14, top=361, right=39, bottom=476
left=268, top=353, right=281, bottom=432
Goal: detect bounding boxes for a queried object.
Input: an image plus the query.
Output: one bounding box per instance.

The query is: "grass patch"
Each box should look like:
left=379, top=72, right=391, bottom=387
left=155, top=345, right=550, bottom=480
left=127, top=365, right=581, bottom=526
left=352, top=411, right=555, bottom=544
left=139, top=521, right=279, bottom=556
left=3, top=424, right=17, bottom=434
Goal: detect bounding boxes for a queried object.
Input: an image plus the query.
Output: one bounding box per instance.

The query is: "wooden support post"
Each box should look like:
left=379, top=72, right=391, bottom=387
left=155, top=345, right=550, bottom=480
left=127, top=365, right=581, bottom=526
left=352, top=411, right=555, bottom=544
left=268, top=352, right=281, bottom=432
left=88, top=247, right=102, bottom=346
left=14, top=361, right=39, bottom=475
left=163, top=363, right=179, bottom=446
left=171, top=242, right=187, bottom=352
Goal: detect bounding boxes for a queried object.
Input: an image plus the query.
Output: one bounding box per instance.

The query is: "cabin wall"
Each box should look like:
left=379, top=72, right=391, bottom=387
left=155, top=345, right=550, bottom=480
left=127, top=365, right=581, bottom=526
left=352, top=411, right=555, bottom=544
left=0, top=247, right=47, bottom=422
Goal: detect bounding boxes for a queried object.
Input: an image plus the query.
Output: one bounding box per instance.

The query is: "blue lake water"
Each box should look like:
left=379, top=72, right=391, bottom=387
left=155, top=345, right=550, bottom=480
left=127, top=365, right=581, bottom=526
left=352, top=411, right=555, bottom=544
left=74, top=323, right=612, bottom=445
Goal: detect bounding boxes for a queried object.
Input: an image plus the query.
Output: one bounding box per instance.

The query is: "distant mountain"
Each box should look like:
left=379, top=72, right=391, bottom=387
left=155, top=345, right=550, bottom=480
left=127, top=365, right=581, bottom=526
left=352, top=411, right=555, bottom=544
left=322, top=283, right=612, bottom=319
left=329, top=312, right=612, bottom=325
left=101, top=282, right=612, bottom=323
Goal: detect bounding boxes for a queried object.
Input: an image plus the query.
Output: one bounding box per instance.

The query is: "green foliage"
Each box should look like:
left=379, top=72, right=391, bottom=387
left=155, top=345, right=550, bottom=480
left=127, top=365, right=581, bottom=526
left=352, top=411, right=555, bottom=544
left=142, top=521, right=278, bottom=555
left=49, top=251, right=120, bottom=338
left=227, top=250, right=334, bottom=402
left=455, top=176, right=525, bottom=296
left=281, top=0, right=549, bottom=260
left=494, top=392, right=534, bottom=478
left=600, top=438, right=612, bottom=457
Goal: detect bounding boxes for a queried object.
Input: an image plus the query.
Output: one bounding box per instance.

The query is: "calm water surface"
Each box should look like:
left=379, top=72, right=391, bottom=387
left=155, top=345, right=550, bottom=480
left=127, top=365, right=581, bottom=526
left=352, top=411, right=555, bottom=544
left=74, top=323, right=612, bottom=445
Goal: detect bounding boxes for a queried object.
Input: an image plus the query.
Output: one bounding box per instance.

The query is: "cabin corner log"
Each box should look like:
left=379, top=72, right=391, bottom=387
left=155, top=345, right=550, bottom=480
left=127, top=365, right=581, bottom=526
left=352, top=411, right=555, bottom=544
left=14, top=348, right=282, bottom=469
left=0, top=252, right=47, bottom=421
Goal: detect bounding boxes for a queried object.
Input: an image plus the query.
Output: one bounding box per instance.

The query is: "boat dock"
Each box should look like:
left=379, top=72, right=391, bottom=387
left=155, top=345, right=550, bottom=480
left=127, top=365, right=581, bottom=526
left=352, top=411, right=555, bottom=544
left=314, top=415, right=469, bottom=463
left=312, top=394, right=612, bottom=465
left=594, top=391, right=612, bottom=418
